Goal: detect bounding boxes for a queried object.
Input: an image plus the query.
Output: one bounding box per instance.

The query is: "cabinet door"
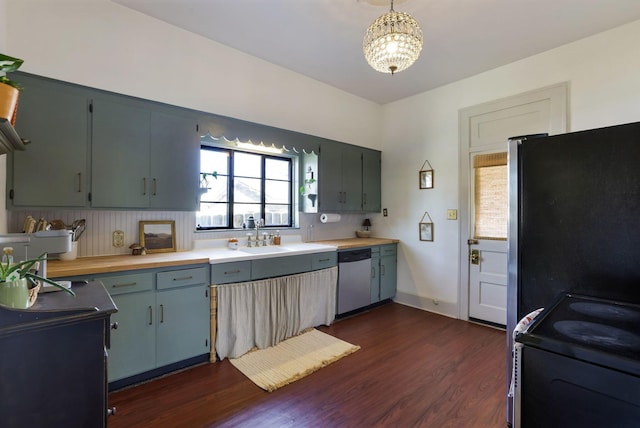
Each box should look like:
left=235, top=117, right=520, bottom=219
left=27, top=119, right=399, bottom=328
left=370, top=253, right=381, bottom=303
left=341, top=145, right=363, bottom=211
left=362, top=149, right=381, bottom=212
left=318, top=142, right=343, bottom=212
left=11, top=76, right=89, bottom=207
left=380, top=253, right=398, bottom=301
left=149, top=110, right=200, bottom=210
left=108, top=292, right=156, bottom=382
left=91, top=96, right=151, bottom=208
left=156, top=285, right=210, bottom=367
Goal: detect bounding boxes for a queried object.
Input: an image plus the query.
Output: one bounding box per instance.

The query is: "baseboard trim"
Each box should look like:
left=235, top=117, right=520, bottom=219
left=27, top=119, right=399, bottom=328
left=394, top=291, right=458, bottom=319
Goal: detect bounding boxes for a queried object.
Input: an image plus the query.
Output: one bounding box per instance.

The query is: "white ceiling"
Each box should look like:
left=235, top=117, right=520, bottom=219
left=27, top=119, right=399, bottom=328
left=112, top=0, right=640, bottom=105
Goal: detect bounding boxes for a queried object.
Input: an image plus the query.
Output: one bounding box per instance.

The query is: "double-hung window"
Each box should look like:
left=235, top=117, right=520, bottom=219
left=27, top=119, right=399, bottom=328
left=197, top=146, right=293, bottom=230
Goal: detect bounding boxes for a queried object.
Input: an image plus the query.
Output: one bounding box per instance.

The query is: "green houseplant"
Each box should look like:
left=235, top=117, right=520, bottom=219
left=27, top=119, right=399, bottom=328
left=0, top=252, right=75, bottom=309
left=200, top=171, right=217, bottom=188
left=0, top=53, right=24, bottom=126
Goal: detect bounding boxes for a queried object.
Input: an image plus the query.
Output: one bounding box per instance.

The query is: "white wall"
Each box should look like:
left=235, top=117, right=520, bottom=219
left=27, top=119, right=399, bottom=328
left=6, top=0, right=382, bottom=150
left=378, top=19, right=640, bottom=317
left=3, top=0, right=380, bottom=255
left=6, top=1, right=640, bottom=318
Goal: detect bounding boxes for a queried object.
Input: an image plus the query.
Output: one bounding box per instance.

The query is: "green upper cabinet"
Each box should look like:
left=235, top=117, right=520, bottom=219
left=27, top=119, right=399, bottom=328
left=149, top=110, right=200, bottom=210
left=317, top=141, right=381, bottom=213
left=362, top=148, right=381, bottom=212
left=317, top=142, right=343, bottom=212
left=90, top=96, right=200, bottom=210
left=341, top=145, right=363, bottom=211
left=9, top=75, right=89, bottom=208
left=91, top=96, right=151, bottom=208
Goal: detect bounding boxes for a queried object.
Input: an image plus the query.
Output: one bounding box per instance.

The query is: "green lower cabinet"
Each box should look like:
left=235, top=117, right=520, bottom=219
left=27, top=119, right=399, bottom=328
left=57, top=265, right=210, bottom=384
left=370, top=244, right=397, bottom=303
left=109, top=292, right=156, bottom=382
left=371, top=252, right=381, bottom=303
left=380, top=252, right=398, bottom=300
left=156, top=285, right=210, bottom=367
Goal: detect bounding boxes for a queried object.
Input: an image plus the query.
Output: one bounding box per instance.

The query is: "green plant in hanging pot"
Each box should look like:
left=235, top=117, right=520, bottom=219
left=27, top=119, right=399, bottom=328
left=200, top=171, right=217, bottom=188
left=0, top=252, right=75, bottom=309
left=0, top=53, right=24, bottom=126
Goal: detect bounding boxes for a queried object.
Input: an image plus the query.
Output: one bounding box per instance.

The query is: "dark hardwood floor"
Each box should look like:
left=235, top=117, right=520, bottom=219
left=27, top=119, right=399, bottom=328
left=108, top=303, right=507, bottom=427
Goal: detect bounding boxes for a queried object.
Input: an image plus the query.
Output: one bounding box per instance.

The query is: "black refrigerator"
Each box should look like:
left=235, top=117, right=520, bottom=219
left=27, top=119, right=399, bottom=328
left=506, top=122, right=640, bottom=427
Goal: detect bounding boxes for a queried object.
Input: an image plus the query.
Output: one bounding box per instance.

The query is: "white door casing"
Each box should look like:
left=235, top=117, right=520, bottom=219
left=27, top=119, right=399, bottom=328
left=458, top=83, right=568, bottom=324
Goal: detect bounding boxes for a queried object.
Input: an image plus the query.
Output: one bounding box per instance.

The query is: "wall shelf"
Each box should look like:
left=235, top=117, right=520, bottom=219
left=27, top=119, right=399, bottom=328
left=0, top=118, right=28, bottom=154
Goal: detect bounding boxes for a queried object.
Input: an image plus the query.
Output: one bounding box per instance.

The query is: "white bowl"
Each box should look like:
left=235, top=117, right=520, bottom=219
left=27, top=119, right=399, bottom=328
left=355, top=230, right=371, bottom=238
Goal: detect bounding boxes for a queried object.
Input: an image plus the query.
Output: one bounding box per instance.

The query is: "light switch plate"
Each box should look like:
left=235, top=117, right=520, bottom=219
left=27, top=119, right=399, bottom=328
left=447, top=209, right=458, bottom=220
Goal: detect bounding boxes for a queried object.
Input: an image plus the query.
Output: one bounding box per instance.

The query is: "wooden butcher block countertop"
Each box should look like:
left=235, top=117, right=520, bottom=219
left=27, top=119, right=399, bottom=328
left=47, top=251, right=210, bottom=278
left=313, top=237, right=399, bottom=250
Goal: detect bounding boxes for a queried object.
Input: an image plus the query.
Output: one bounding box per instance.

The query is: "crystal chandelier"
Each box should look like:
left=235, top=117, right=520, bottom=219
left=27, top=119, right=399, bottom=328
left=363, top=0, right=423, bottom=75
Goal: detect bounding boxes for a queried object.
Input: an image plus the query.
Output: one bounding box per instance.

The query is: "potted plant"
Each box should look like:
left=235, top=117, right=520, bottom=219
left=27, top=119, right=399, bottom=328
left=200, top=171, right=217, bottom=192
left=0, top=53, right=24, bottom=126
left=300, top=178, right=317, bottom=207
left=0, top=252, right=75, bottom=309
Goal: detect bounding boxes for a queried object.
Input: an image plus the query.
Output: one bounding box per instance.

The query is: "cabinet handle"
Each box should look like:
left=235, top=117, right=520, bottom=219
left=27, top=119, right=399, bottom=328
left=160, top=304, right=164, bottom=323
left=371, top=267, right=376, bottom=278
left=318, top=258, right=330, bottom=262
left=153, top=178, right=157, bottom=196
left=148, top=306, right=153, bottom=325
left=107, top=407, right=116, bottom=417
left=381, top=265, right=386, bottom=276
left=173, top=275, right=193, bottom=281
left=77, top=172, right=82, bottom=193
left=224, top=270, right=240, bottom=275
left=337, top=191, right=341, bottom=204
left=112, top=282, right=137, bottom=288
left=363, top=193, right=367, bottom=205
left=343, top=191, right=347, bottom=203
left=143, top=177, right=147, bottom=195
left=111, top=322, right=119, bottom=330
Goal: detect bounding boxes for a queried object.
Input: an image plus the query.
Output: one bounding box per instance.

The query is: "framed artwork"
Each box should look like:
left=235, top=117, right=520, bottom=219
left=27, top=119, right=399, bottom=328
left=419, top=211, right=434, bottom=241
left=419, top=169, right=434, bottom=189
left=419, top=222, right=433, bottom=241
left=139, top=220, right=176, bottom=253
left=419, top=159, right=434, bottom=189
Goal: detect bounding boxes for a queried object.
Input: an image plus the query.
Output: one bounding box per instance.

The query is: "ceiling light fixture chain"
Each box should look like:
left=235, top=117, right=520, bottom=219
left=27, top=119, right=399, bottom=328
left=363, top=0, right=423, bottom=75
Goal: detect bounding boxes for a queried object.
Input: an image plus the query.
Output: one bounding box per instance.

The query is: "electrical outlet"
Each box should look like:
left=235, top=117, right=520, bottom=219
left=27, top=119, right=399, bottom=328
left=447, top=209, right=458, bottom=220
left=383, top=208, right=388, bottom=217
left=113, top=230, right=125, bottom=247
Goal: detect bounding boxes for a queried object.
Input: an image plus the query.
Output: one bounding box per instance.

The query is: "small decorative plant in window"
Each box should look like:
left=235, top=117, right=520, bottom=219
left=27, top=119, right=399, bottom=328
left=200, top=171, right=217, bottom=190
left=300, top=167, right=317, bottom=207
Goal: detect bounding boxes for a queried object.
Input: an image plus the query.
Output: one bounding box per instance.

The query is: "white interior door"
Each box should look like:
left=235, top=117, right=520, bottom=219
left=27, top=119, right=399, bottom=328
left=458, top=83, right=568, bottom=324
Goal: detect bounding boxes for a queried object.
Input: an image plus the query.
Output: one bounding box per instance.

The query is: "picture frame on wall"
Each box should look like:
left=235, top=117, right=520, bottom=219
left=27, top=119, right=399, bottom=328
left=139, top=220, right=176, bottom=253
left=419, top=222, right=434, bottom=241
left=419, top=169, right=434, bottom=189
left=419, top=159, right=434, bottom=189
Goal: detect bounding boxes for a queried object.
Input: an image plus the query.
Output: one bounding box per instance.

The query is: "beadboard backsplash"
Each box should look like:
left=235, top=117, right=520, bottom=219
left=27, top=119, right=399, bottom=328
left=7, top=210, right=371, bottom=257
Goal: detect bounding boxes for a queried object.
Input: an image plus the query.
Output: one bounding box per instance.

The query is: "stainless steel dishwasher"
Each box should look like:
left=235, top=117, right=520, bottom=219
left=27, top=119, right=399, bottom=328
left=337, top=248, right=372, bottom=315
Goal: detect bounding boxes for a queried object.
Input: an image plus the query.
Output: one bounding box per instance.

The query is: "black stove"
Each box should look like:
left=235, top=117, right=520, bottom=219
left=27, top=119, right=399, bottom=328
left=514, top=293, right=640, bottom=427
left=517, top=293, right=640, bottom=376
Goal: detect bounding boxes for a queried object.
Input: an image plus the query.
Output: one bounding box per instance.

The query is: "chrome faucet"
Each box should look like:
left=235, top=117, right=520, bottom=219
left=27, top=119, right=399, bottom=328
left=255, top=218, right=265, bottom=245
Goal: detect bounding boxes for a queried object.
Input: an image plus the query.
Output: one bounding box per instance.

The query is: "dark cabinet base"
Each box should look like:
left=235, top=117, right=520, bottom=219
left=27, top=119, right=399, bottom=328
left=0, top=282, right=116, bottom=428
